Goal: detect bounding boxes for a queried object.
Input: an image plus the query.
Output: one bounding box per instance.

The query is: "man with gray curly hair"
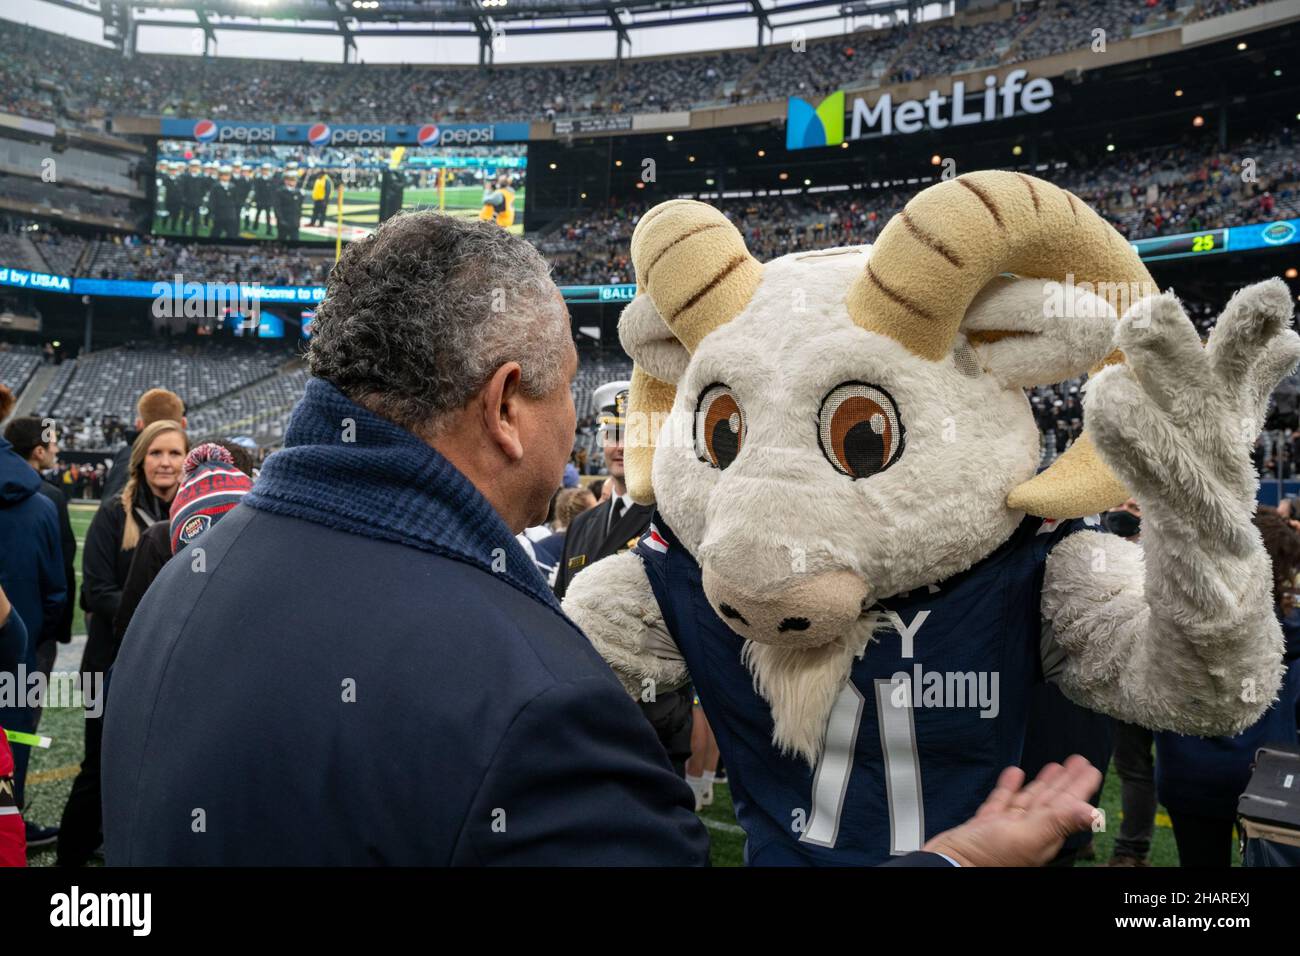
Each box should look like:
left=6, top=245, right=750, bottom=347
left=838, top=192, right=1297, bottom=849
left=102, top=211, right=711, bottom=865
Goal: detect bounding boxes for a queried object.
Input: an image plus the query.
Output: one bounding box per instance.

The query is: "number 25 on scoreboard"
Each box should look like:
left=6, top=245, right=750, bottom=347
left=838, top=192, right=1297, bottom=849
left=1191, top=233, right=1216, bottom=253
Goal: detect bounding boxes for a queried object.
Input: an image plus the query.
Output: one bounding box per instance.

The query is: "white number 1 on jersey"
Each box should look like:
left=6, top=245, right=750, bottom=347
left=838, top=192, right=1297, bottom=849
left=799, top=677, right=924, bottom=854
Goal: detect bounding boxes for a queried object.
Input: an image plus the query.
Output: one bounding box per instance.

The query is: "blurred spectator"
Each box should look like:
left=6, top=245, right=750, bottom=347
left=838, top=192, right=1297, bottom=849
left=58, top=420, right=188, bottom=867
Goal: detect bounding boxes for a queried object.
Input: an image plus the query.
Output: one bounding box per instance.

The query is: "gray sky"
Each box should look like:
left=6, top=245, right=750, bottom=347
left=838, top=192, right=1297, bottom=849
left=3, top=0, right=948, bottom=65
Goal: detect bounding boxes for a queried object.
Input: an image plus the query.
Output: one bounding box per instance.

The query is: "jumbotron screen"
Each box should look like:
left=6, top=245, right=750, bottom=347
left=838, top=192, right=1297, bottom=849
left=151, top=141, right=527, bottom=243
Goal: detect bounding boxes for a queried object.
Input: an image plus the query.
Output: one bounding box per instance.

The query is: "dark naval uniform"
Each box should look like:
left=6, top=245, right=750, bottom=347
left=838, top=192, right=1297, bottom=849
left=554, top=494, right=653, bottom=601
left=556, top=379, right=695, bottom=774
left=208, top=180, right=240, bottom=239
left=274, top=180, right=303, bottom=242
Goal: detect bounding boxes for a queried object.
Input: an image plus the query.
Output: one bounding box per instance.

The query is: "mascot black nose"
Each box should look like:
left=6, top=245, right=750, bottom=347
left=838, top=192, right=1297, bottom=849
left=778, top=617, right=811, bottom=633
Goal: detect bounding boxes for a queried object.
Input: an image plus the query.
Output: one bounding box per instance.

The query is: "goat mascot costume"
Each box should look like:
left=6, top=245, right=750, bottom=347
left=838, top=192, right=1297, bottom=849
left=563, top=170, right=1300, bottom=865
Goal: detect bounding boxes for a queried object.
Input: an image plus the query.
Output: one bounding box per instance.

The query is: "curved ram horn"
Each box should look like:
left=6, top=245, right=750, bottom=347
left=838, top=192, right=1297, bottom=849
left=630, top=199, right=763, bottom=352
left=849, top=171, right=1155, bottom=518
left=621, top=200, right=764, bottom=503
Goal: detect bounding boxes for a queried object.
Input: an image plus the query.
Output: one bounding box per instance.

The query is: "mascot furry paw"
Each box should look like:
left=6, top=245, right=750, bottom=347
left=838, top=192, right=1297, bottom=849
left=561, top=170, right=1300, bottom=865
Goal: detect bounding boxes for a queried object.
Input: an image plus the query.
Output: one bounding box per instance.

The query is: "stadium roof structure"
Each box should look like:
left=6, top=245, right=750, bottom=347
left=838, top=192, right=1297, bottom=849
left=49, top=0, right=921, bottom=62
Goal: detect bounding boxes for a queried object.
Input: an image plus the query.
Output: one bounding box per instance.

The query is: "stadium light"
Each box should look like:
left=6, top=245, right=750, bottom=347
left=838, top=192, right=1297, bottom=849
left=614, top=160, right=623, bottom=167
left=803, top=179, right=812, bottom=186
left=580, top=192, right=587, bottom=199
left=1012, top=145, right=1022, bottom=156
left=1285, top=268, right=1297, bottom=279
left=930, top=154, right=941, bottom=165
left=757, top=150, right=766, bottom=157
left=840, top=142, right=849, bottom=149
left=666, top=134, right=674, bottom=142
left=1274, top=70, right=1283, bottom=77
left=1193, top=115, right=1205, bottom=127
left=688, top=155, right=696, bottom=162
left=1106, top=144, right=1115, bottom=152
left=1174, top=89, right=1183, bottom=97
left=706, top=178, right=715, bottom=185
left=1237, top=41, right=1247, bottom=50
left=779, top=172, right=789, bottom=180
left=548, top=162, right=557, bottom=169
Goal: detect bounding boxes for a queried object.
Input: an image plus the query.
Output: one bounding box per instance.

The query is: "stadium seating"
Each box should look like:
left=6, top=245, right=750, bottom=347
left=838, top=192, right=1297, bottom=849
left=36, top=345, right=288, bottom=427
left=541, top=124, right=1299, bottom=284
left=0, top=342, right=42, bottom=395
left=185, top=365, right=310, bottom=446
left=0, top=2, right=1257, bottom=127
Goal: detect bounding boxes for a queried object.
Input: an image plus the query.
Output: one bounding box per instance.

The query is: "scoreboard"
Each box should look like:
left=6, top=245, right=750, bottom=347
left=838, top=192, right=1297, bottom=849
left=1132, top=218, right=1299, bottom=263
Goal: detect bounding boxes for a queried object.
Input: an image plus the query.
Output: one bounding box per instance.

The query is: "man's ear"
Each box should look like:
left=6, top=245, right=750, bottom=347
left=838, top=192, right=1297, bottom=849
left=480, top=362, right=525, bottom=462
left=960, top=275, right=1118, bottom=388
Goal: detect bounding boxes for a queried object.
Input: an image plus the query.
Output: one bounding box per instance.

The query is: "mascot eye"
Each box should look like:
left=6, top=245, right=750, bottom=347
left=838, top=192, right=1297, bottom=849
left=695, top=384, right=746, bottom=470
left=818, top=382, right=904, bottom=479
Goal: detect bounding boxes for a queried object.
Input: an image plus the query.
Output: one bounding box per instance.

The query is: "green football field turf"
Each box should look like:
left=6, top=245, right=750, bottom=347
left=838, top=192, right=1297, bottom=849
left=22, top=502, right=1219, bottom=867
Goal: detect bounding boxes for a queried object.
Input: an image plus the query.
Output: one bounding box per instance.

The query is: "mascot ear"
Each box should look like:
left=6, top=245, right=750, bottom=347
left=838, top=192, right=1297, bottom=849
left=617, top=199, right=763, bottom=505
left=619, top=295, right=690, bottom=505
left=960, top=275, right=1118, bottom=388
left=619, top=293, right=689, bottom=385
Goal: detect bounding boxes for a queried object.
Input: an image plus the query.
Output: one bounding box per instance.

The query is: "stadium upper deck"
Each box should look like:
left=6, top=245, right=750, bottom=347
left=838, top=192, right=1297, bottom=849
left=0, top=0, right=1288, bottom=128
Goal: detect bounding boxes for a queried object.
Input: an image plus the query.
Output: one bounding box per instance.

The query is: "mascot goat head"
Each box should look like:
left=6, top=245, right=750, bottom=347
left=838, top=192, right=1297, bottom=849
left=619, top=171, right=1158, bottom=754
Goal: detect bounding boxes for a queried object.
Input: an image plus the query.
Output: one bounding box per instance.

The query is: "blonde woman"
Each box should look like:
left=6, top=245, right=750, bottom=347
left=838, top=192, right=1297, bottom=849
left=59, top=419, right=186, bottom=866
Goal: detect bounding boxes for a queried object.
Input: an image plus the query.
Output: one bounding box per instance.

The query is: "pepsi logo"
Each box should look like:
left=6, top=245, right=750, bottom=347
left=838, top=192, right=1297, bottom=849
left=193, top=119, right=218, bottom=142
left=417, top=124, right=440, bottom=146
left=307, top=123, right=331, bottom=146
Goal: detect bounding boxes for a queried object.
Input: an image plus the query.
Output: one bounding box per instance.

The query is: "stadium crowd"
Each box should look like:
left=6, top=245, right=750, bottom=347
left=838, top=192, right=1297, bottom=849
left=0, top=0, right=1273, bottom=128
left=542, top=124, right=1299, bottom=285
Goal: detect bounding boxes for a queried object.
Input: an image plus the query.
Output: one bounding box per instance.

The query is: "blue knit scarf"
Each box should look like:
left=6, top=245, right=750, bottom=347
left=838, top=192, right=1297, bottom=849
left=244, top=376, right=562, bottom=615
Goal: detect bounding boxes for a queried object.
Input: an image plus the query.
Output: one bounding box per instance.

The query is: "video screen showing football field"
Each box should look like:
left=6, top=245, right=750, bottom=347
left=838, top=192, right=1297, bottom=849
left=152, top=141, right=527, bottom=243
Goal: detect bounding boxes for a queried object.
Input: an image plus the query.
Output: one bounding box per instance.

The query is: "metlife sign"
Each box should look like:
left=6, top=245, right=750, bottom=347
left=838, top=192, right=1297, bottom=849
left=786, top=69, right=1053, bottom=149
left=161, top=118, right=531, bottom=146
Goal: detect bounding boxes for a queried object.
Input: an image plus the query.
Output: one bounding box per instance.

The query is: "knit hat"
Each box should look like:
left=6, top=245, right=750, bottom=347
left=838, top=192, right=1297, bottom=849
left=169, top=443, right=253, bottom=554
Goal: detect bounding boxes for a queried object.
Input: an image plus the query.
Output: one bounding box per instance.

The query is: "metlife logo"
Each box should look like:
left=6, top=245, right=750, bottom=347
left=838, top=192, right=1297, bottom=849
left=786, top=69, right=1053, bottom=149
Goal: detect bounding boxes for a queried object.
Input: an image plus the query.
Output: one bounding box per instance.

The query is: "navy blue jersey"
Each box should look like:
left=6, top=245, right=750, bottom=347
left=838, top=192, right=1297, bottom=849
left=637, top=513, right=1099, bottom=866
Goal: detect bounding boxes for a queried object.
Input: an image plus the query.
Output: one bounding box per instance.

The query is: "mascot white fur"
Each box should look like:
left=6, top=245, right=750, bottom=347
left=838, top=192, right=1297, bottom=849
left=563, top=170, right=1300, bottom=865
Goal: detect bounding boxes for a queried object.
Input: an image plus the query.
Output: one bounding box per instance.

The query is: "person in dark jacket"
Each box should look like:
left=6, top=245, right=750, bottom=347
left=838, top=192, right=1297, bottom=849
left=273, top=169, right=303, bottom=242
left=113, top=442, right=254, bottom=645
left=3, top=416, right=77, bottom=661
left=101, top=388, right=187, bottom=503
left=58, top=420, right=187, bottom=866
left=1154, top=506, right=1300, bottom=867
left=555, top=382, right=696, bottom=775
left=252, top=162, right=276, bottom=234
left=101, top=213, right=706, bottom=866
left=0, top=426, right=66, bottom=850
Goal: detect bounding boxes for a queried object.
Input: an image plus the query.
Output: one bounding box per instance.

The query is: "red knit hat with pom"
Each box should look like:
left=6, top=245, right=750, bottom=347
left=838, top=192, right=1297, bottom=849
left=168, top=443, right=253, bottom=554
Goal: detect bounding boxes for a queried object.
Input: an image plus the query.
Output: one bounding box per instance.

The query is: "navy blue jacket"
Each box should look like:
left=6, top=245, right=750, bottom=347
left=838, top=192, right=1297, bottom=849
left=102, top=378, right=709, bottom=866
left=0, top=437, right=65, bottom=804
left=0, top=439, right=66, bottom=656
